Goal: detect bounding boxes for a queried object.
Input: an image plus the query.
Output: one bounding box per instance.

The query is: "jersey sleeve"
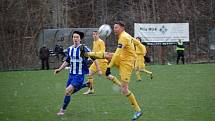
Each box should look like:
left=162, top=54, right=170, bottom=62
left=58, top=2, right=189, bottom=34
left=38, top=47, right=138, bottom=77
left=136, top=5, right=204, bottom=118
left=99, top=41, right=106, bottom=53
left=65, top=48, right=70, bottom=63
left=84, top=45, right=91, bottom=52
left=133, top=38, right=141, bottom=47
left=118, top=36, right=128, bottom=49
left=133, top=38, right=145, bottom=55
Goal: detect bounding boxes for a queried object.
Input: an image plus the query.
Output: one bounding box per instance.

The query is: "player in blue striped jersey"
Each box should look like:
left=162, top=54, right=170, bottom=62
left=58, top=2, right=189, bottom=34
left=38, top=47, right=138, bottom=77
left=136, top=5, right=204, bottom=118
left=54, top=31, right=95, bottom=116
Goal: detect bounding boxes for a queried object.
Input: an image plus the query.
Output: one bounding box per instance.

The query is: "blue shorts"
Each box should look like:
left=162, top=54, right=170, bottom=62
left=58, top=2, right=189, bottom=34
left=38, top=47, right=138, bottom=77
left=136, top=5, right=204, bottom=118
left=66, top=74, right=85, bottom=92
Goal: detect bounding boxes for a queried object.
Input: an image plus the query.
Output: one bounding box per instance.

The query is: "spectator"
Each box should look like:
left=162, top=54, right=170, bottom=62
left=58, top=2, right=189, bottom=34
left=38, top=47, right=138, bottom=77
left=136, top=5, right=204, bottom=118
left=54, top=43, right=65, bottom=61
left=39, top=45, right=50, bottom=70
left=176, top=39, right=185, bottom=64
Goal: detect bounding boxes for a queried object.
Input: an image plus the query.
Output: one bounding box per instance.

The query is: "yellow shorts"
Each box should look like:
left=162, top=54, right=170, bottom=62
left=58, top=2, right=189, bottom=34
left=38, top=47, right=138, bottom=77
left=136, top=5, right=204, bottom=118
left=116, top=59, right=134, bottom=83
left=113, top=55, right=120, bottom=68
left=89, top=62, right=108, bottom=75
left=135, top=56, right=145, bottom=69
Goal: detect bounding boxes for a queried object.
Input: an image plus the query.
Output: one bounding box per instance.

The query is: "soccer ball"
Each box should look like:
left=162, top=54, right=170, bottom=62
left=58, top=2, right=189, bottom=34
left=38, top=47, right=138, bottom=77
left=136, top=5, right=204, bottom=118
left=98, top=24, right=112, bottom=37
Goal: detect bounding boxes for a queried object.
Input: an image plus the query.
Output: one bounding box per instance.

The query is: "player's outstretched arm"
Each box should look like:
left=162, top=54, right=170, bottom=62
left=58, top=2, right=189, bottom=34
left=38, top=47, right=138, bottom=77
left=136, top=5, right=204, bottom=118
left=54, top=61, right=69, bottom=75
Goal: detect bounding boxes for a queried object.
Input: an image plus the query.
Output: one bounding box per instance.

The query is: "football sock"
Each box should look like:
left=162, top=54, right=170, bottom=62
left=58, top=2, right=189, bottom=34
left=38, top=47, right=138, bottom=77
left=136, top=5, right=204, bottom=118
left=136, top=71, right=141, bottom=81
left=87, top=52, right=104, bottom=59
left=127, top=91, right=141, bottom=112
left=88, top=75, right=93, bottom=90
left=110, top=76, right=121, bottom=87
left=62, top=95, right=71, bottom=110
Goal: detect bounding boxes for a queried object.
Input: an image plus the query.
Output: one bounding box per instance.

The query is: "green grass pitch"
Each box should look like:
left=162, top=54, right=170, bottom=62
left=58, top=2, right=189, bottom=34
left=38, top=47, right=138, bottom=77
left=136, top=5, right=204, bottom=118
left=0, top=64, right=215, bottom=121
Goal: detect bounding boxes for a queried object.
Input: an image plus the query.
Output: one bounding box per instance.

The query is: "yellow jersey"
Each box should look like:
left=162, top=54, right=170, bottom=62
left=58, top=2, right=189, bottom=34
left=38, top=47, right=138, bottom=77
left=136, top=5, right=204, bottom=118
left=133, top=39, right=146, bottom=56
left=92, top=38, right=108, bottom=63
left=108, top=31, right=136, bottom=68
left=117, top=31, right=136, bottom=61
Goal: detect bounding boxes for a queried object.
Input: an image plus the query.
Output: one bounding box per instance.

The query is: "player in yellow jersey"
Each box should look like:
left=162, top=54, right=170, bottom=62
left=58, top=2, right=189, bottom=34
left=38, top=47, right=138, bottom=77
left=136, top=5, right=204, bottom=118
left=134, top=37, right=153, bottom=81
left=83, top=31, right=108, bottom=95
left=81, top=21, right=143, bottom=120
left=108, top=21, right=142, bottom=120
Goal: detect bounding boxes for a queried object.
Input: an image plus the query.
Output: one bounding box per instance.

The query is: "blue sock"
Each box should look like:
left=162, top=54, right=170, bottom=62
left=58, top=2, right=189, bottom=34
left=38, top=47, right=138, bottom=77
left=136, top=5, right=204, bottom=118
left=62, top=95, right=71, bottom=110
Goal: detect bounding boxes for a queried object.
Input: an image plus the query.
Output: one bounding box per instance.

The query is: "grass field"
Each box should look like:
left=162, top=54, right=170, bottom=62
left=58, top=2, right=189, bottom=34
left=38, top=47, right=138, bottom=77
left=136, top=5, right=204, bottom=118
left=0, top=64, right=215, bottom=121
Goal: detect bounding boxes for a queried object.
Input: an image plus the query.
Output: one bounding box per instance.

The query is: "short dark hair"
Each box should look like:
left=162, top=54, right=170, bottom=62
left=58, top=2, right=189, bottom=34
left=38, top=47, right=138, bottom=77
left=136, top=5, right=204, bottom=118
left=114, top=21, right=125, bottom=27
left=136, top=37, right=142, bottom=42
left=73, top=31, right=84, bottom=39
left=93, top=30, right=98, bottom=33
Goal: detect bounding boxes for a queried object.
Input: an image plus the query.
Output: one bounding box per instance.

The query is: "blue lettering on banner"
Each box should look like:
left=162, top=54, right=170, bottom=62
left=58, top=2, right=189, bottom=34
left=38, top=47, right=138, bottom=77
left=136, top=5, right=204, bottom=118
left=140, top=27, right=157, bottom=32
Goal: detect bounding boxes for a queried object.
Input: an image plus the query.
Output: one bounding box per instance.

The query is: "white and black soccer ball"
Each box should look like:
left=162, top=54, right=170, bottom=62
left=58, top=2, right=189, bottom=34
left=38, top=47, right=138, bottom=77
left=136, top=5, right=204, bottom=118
left=98, top=24, right=112, bottom=37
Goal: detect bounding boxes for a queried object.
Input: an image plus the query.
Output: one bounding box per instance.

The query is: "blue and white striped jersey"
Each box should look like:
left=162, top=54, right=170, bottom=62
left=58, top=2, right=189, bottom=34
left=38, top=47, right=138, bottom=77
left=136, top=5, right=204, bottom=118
left=65, top=44, right=91, bottom=75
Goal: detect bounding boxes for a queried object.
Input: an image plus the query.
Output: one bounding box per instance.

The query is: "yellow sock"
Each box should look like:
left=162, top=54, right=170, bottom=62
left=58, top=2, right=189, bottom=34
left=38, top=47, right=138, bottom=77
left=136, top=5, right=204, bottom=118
left=88, top=76, right=93, bottom=90
left=143, top=69, right=152, bottom=75
left=87, top=52, right=104, bottom=59
left=127, top=91, right=141, bottom=112
left=136, top=71, right=141, bottom=81
left=110, top=76, right=121, bottom=87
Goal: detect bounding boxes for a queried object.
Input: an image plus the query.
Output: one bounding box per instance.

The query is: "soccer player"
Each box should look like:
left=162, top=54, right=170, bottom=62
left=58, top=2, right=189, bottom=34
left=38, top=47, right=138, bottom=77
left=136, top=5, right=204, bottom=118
left=54, top=31, right=93, bottom=116
left=83, top=31, right=108, bottom=95
left=82, top=21, right=143, bottom=120
left=134, top=37, right=153, bottom=81
left=107, top=21, right=142, bottom=120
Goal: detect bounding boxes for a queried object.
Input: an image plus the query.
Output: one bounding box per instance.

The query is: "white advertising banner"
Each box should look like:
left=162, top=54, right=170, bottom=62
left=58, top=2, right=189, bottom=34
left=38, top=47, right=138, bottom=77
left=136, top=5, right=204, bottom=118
left=134, top=23, right=189, bottom=45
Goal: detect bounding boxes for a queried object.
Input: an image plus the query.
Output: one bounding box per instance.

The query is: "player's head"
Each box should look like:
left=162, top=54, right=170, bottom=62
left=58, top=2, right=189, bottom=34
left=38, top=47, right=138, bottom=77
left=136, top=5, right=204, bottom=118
left=114, top=21, right=125, bottom=36
left=42, top=43, right=47, bottom=47
left=92, top=31, right=99, bottom=41
left=136, top=37, right=142, bottom=42
left=72, top=31, right=84, bottom=46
